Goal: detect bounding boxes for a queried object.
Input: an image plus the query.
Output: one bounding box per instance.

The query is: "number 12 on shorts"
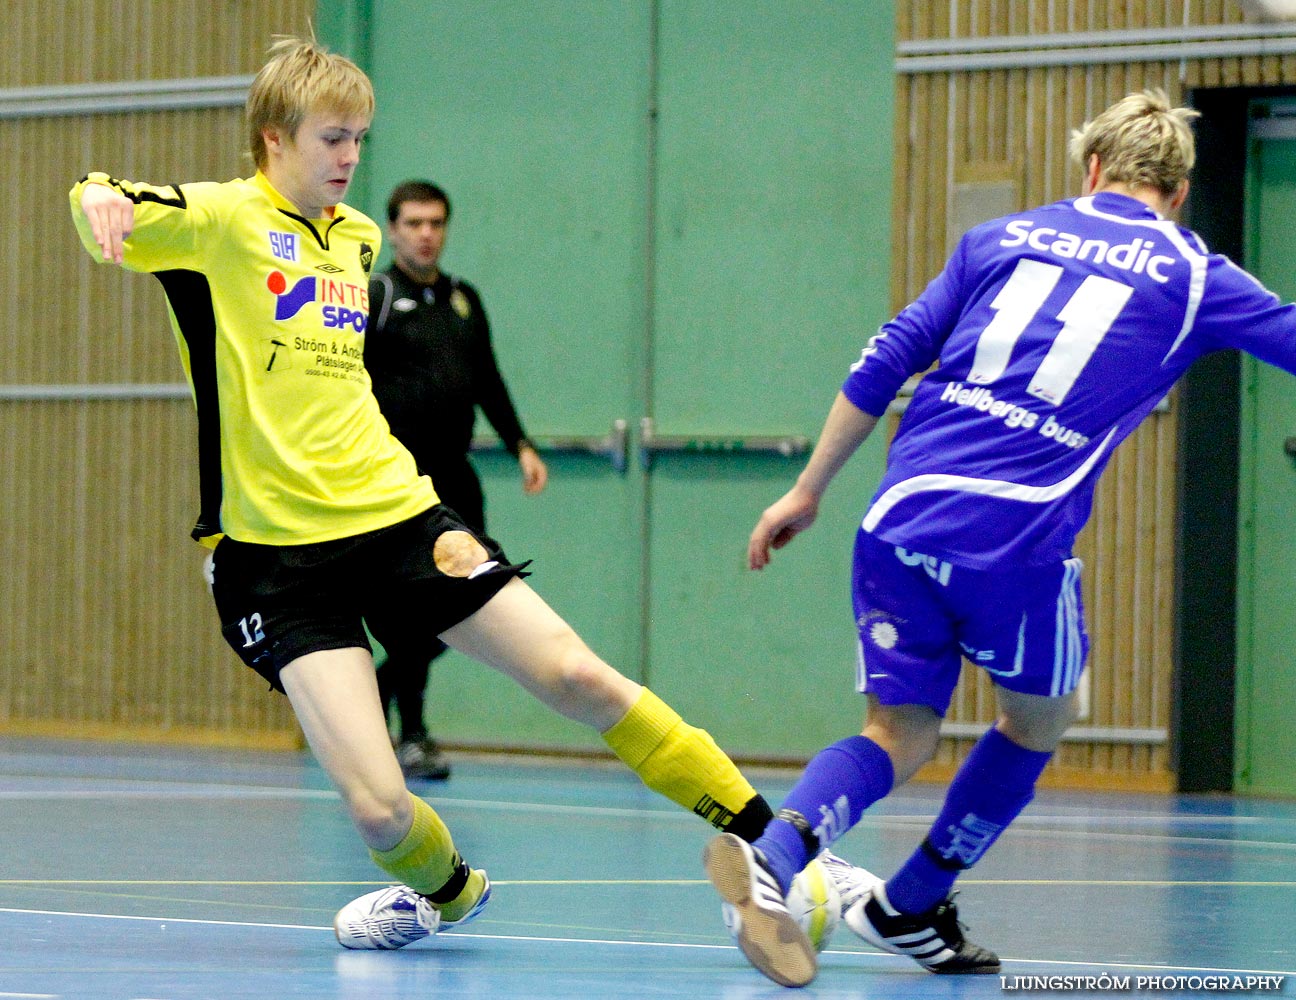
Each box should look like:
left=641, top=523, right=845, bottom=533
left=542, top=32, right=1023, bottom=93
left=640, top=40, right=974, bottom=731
left=238, top=613, right=265, bottom=647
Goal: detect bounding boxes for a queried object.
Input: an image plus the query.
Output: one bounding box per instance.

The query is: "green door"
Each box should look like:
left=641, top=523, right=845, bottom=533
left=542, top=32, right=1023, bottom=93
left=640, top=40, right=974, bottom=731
left=362, top=3, right=652, bottom=750
left=645, top=2, right=893, bottom=756
left=1236, top=101, right=1296, bottom=796
left=343, top=1, right=894, bottom=756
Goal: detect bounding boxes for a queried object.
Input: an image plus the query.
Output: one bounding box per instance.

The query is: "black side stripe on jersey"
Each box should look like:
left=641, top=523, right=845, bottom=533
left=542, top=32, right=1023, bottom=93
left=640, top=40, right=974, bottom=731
left=276, top=208, right=344, bottom=251
left=79, top=175, right=188, bottom=210
left=153, top=269, right=223, bottom=540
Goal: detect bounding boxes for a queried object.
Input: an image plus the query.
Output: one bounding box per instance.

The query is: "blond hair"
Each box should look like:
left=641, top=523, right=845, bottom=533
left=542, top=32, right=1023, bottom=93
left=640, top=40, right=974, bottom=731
left=246, top=37, right=374, bottom=170
left=1068, top=89, right=1200, bottom=195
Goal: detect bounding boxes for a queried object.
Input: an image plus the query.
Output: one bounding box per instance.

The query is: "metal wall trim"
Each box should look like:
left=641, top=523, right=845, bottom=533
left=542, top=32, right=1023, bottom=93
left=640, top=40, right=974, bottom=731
left=899, top=21, right=1296, bottom=55
left=0, top=75, right=254, bottom=119
left=0, top=384, right=191, bottom=400
left=941, top=722, right=1168, bottom=745
left=896, top=24, right=1296, bottom=73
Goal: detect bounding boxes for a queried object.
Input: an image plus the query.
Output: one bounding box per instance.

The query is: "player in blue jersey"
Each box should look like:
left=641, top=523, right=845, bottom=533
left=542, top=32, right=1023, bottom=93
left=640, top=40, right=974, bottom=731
left=703, top=90, right=1296, bottom=986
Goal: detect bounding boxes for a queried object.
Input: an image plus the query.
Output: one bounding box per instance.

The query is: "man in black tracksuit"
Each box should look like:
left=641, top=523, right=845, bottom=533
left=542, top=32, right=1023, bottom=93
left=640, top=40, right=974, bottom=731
left=367, top=179, right=548, bottom=779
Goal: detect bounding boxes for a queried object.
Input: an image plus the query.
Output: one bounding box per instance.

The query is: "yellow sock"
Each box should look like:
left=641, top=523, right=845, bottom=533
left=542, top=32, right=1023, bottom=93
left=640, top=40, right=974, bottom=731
left=368, top=792, right=485, bottom=922
left=602, top=687, right=763, bottom=832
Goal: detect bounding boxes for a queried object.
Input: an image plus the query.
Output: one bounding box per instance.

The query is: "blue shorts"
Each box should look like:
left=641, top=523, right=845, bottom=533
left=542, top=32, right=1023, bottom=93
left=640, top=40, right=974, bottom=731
left=852, top=529, right=1088, bottom=716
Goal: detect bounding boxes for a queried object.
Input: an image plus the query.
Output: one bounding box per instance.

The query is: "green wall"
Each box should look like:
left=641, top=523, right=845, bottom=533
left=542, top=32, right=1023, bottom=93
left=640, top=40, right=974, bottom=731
left=320, top=1, right=897, bottom=759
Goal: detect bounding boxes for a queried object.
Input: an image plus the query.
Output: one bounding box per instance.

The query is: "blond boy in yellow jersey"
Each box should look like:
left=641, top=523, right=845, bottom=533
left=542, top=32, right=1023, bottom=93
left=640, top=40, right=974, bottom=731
left=71, top=36, right=875, bottom=959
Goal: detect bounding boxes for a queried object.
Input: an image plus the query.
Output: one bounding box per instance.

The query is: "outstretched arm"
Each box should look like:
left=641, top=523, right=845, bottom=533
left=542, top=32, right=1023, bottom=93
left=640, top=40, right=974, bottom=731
left=70, top=174, right=205, bottom=272
left=747, top=392, right=879, bottom=570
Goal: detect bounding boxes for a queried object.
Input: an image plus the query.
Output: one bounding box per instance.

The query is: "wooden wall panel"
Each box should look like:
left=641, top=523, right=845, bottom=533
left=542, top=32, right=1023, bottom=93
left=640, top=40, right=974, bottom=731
left=5, top=110, right=254, bottom=385
left=0, top=0, right=299, bottom=88
left=0, top=1, right=314, bottom=746
left=0, top=401, right=292, bottom=739
left=897, top=0, right=1296, bottom=788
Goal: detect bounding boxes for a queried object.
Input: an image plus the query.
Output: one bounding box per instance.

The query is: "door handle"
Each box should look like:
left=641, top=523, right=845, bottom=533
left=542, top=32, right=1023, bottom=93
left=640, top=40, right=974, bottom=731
left=638, top=417, right=810, bottom=470
left=471, top=419, right=629, bottom=473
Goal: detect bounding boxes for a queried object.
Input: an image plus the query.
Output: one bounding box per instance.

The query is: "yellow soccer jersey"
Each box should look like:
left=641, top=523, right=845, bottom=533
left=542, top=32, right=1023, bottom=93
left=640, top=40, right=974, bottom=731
left=69, top=171, right=439, bottom=545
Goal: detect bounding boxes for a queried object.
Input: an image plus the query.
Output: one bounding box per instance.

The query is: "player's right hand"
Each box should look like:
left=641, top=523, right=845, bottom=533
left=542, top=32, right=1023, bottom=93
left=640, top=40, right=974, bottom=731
left=80, top=183, right=134, bottom=265
left=748, top=488, right=819, bottom=571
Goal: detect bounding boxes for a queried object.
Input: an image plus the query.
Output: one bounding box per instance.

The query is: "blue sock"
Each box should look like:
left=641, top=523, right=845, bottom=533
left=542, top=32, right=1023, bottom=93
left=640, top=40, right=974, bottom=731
left=754, top=735, right=894, bottom=893
left=886, top=727, right=1051, bottom=914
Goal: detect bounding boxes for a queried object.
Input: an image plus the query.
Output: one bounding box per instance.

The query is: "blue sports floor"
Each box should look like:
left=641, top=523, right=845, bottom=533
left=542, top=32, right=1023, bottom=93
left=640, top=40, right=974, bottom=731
left=0, top=736, right=1292, bottom=999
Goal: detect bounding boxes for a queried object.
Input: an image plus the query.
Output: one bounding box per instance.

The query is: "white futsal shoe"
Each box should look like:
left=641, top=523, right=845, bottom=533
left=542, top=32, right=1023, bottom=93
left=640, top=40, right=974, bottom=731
left=816, top=848, right=884, bottom=916
left=844, top=883, right=1000, bottom=974
left=333, top=873, right=492, bottom=950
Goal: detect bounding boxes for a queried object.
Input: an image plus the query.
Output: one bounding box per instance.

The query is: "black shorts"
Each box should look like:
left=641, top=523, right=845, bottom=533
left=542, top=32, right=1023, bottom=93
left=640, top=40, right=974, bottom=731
left=209, top=505, right=528, bottom=691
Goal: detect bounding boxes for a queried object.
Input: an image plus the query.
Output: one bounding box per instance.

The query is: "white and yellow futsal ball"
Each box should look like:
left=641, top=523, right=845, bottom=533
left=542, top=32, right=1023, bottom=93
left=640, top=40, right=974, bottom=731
left=785, top=857, right=842, bottom=952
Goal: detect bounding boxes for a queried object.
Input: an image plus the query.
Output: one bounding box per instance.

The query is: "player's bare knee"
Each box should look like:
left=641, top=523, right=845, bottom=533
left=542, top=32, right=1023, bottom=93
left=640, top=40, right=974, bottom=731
left=998, top=695, right=1077, bottom=752
left=891, top=735, right=941, bottom=786
left=916, top=727, right=942, bottom=766
left=345, top=788, right=412, bottom=848
left=548, top=643, right=629, bottom=717
left=551, top=646, right=608, bottom=698
left=864, top=701, right=941, bottom=782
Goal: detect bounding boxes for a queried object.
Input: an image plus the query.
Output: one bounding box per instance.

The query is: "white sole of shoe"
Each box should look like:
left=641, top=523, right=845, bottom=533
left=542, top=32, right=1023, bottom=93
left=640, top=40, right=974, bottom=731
left=704, top=833, right=817, bottom=988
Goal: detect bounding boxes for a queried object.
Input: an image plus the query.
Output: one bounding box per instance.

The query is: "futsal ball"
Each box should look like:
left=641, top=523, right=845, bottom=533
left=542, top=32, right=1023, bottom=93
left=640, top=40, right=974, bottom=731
left=785, top=858, right=842, bottom=952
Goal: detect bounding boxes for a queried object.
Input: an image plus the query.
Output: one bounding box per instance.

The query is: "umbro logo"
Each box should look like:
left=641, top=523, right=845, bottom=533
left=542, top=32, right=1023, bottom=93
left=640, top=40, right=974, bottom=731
left=315, top=263, right=344, bottom=274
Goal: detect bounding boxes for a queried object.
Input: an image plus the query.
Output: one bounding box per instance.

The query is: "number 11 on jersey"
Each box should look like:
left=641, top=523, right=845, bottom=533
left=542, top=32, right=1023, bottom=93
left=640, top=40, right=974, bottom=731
left=968, top=258, right=1133, bottom=407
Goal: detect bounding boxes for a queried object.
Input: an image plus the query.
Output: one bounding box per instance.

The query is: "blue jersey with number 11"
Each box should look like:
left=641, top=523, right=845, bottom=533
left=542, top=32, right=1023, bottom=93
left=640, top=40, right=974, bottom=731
left=843, top=191, right=1296, bottom=569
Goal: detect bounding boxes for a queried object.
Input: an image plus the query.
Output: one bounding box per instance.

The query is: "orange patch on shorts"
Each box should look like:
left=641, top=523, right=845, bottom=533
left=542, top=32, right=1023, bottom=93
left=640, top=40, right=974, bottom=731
left=433, top=530, right=491, bottom=577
